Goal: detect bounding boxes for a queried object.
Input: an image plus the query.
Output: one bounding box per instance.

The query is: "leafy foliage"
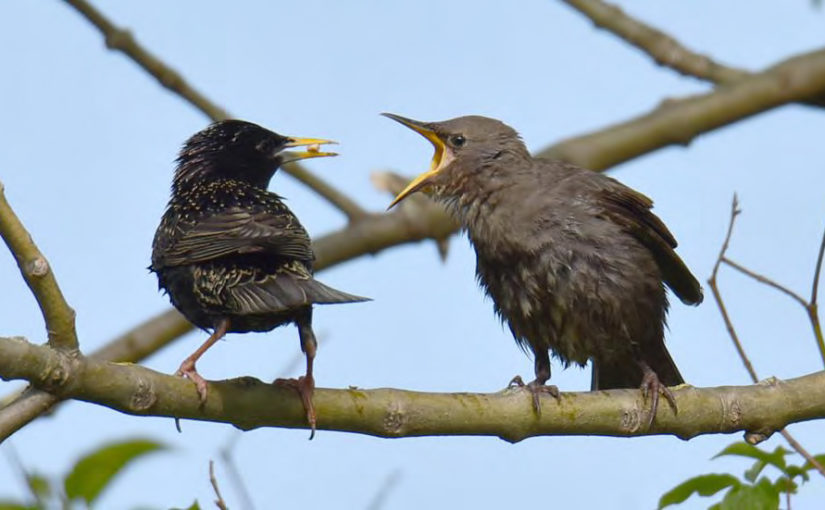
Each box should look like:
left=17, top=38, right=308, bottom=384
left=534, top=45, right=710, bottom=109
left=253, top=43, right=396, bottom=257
left=3, top=438, right=167, bottom=510
left=658, top=441, right=822, bottom=509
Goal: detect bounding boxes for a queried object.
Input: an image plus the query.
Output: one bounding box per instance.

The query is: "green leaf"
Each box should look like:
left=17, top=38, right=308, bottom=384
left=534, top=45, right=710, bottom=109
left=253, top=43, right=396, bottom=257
left=744, top=459, right=766, bottom=483
left=658, top=473, right=741, bottom=508
left=64, top=438, right=167, bottom=505
left=802, top=454, right=825, bottom=472
left=718, top=478, right=779, bottom=510
left=782, top=464, right=809, bottom=482
left=0, top=502, right=39, bottom=510
left=773, top=476, right=798, bottom=494
left=169, top=501, right=201, bottom=510
left=713, top=443, right=788, bottom=471
left=24, top=473, right=50, bottom=501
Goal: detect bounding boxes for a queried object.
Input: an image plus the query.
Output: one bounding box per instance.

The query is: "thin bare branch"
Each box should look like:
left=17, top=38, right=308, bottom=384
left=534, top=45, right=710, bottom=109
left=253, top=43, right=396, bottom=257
left=366, top=469, right=402, bottom=510
left=811, top=225, right=825, bottom=304
left=708, top=196, right=825, bottom=477
left=721, top=257, right=808, bottom=308
left=61, top=0, right=367, bottom=221
left=209, top=460, right=229, bottom=510
left=0, top=181, right=77, bottom=351
left=708, top=195, right=758, bottom=381
left=779, top=429, right=825, bottom=479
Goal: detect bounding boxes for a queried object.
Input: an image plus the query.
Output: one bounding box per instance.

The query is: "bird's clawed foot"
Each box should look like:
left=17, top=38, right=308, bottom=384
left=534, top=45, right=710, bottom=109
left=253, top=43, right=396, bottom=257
left=175, top=360, right=209, bottom=404
left=508, top=375, right=560, bottom=416
left=640, top=369, right=678, bottom=429
left=275, top=375, right=317, bottom=439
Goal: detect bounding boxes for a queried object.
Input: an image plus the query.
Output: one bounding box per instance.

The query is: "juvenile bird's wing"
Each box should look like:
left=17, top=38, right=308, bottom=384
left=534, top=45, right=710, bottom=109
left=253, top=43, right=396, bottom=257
left=583, top=173, right=703, bottom=305
left=156, top=207, right=313, bottom=267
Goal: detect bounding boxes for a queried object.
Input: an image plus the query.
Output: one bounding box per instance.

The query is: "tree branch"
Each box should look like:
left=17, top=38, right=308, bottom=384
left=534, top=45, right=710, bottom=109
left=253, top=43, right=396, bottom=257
left=0, top=336, right=823, bottom=442
left=60, top=0, right=368, bottom=222
left=540, top=47, right=825, bottom=170
left=560, top=0, right=825, bottom=108
left=708, top=196, right=825, bottom=477
left=0, top=181, right=77, bottom=352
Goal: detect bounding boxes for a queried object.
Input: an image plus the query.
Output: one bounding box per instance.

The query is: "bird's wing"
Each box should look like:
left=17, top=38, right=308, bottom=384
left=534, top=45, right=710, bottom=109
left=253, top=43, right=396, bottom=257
left=158, top=207, right=313, bottom=267
left=592, top=176, right=703, bottom=305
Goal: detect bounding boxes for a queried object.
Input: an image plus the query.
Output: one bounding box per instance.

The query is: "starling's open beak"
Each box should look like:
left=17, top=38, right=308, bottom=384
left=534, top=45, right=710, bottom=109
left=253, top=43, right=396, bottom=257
left=281, top=137, right=338, bottom=164
left=382, top=113, right=452, bottom=209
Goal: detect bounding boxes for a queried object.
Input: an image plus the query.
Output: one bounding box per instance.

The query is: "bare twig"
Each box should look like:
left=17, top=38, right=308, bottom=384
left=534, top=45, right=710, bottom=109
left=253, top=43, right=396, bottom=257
left=708, top=195, right=758, bottom=381
left=811, top=225, right=825, bottom=305
left=365, top=469, right=402, bottom=510
left=60, top=0, right=367, bottom=222
left=3, top=443, right=46, bottom=508
left=721, top=258, right=808, bottom=309
left=560, top=0, right=825, bottom=108
left=708, top=195, right=825, bottom=478
left=0, top=181, right=77, bottom=351
left=209, top=460, right=229, bottom=510
left=219, top=435, right=255, bottom=510
left=808, top=226, right=825, bottom=364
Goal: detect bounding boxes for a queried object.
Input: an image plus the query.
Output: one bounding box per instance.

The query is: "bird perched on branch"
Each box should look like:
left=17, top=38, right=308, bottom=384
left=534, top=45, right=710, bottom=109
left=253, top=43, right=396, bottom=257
left=384, top=113, right=702, bottom=428
left=151, top=120, right=368, bottom=435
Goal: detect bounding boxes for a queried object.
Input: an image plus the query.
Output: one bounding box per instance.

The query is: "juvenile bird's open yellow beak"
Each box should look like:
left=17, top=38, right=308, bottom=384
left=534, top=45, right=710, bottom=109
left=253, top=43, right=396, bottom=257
left=282, top=137, right=338, bottom=162
left=382, top=113, right=452, bottom=209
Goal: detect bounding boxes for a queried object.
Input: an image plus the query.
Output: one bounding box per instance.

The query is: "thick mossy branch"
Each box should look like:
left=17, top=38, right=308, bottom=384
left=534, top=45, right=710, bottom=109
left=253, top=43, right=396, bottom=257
left=1, top=336, right=823, bottom=442
left=0, top=182, right=77, bottom=351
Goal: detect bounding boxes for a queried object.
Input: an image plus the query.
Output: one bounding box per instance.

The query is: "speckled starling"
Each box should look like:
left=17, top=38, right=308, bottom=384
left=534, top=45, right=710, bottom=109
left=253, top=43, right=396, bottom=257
left=151, top=120, right=368, bottom=434
left=384, top=113, right=702, bottom=427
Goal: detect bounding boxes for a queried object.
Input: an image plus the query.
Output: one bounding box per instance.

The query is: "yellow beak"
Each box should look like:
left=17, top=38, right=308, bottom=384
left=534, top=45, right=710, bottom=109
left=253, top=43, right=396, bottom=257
left=281, top=137, right=338, bottom=162
left=382, top=113, right=449, bottom=209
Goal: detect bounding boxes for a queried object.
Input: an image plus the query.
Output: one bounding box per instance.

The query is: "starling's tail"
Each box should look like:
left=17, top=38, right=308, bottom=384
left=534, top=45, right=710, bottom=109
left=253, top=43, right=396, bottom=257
left=299, top=278, right=371, bottom=305
left=591, top=344, right=683, bottom=391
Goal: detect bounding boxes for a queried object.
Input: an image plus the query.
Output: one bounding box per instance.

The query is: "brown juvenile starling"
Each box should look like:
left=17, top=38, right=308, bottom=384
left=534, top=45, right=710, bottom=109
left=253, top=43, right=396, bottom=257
left=151, top=120, right=368, bottom=434
left=384, top=113, right=702, bottom=427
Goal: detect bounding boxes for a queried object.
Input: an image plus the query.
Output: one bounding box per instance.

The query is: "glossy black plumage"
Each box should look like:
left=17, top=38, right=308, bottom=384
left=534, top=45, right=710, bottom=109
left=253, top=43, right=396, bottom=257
left=150, top=120, right=367, bottom=434
left=385, top=114, right=702, bottom=427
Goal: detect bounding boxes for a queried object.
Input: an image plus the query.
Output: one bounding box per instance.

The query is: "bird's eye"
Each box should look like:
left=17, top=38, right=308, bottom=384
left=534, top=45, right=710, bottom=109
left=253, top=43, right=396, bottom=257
left=449, top=135, right=466, bottom=148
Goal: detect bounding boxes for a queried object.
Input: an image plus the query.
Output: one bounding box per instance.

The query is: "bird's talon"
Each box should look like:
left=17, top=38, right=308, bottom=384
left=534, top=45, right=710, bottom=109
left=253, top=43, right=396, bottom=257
left=508, top=375, right=526, bottom=388
left=275, top=376, right=317, bottom=438
left=640, top=369, right=677, bottom=429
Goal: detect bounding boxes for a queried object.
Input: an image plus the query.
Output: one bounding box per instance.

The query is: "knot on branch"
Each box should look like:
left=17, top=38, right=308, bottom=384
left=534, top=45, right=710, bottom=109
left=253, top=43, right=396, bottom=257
left=104, top=28, right=133, bottom=50
left=130, top=377, right=157, bottom=411
left=619, top=402, right=644, bottom=433
left=383, top=401, right=406, bottom=436
left=39, top=352, right=73, bottom=393
left=25, top=256, right=49, bottom=278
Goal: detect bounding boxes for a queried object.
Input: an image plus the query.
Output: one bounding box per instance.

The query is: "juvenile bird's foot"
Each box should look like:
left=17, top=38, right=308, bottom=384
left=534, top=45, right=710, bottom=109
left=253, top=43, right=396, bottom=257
left=508, top=375, right=560, bottom=416
left=640, top=369, right=678, bottom=429
left=175, top=360, right=209, bottom=403
left=275, top=375, right=317, bottom=439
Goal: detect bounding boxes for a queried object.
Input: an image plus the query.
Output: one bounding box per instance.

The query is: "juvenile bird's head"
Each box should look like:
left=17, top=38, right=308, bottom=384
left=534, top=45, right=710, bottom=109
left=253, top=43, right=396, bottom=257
left=382, top=114, right=530, bottom=208
left=173, top=119, right=336, bottom=191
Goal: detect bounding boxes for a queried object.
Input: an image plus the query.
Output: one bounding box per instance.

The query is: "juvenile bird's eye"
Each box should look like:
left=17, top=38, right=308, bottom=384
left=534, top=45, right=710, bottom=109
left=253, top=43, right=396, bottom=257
left=449, top=135, right=466, bottom=148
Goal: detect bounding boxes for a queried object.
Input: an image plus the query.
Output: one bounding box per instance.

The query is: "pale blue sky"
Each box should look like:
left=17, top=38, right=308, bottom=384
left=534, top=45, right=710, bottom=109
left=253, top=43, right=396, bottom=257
left=1, top=1, right=825, bottom=508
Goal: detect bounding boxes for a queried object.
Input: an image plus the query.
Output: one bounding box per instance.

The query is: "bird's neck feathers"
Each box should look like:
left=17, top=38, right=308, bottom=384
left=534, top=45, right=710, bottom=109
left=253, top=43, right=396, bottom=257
left=172, top=152, right=275, bottom=194
left=434, top=147, right=531, bottom=228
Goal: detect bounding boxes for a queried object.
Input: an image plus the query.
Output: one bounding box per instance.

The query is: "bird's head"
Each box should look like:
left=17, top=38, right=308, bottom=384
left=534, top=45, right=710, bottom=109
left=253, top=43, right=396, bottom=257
left=173, top=119, right=337, bottom=191
left=382, top=113, right=529, bottom=208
